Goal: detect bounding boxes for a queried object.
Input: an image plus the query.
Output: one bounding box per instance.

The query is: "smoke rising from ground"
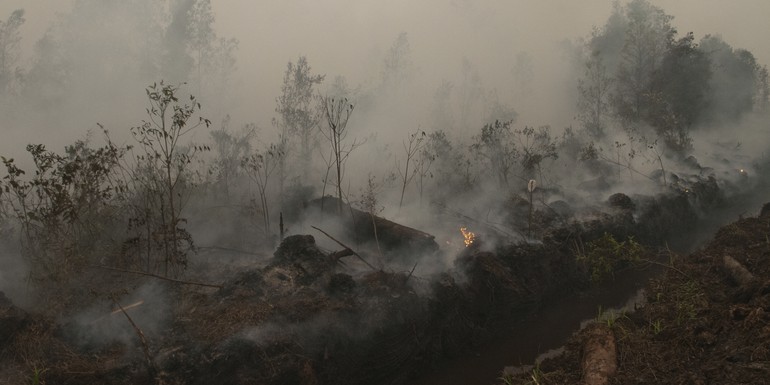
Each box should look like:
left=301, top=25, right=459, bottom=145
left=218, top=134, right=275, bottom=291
left=64, top=281, right=171, bottom=349
left=0, top=0, right=768, bottom=305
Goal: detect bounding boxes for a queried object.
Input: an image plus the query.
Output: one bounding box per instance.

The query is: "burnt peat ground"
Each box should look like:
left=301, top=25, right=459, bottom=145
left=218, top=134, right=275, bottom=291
left=0, top=176, right=761, bottom=385
left=501, top=204, right=770, bottom=385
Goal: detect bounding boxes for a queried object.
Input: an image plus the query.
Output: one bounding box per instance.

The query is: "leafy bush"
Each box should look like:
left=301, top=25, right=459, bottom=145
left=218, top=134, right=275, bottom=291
left=575, top=232, right=645, bottom=283
left=0, top=136, right=126, bottom=281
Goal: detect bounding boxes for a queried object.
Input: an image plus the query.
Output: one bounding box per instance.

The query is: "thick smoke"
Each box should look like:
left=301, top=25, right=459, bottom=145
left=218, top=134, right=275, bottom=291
left=0, top=0, right=767, bottom=341
left=62, top=281, right=171, bottom=349
left=0, top=4, right=768, bottom=385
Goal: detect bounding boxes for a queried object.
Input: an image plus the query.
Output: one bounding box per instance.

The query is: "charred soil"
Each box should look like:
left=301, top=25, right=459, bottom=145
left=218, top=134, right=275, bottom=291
left=0, top=179, right=752, bottom=385
left=501, top=203, right=770, bottom=385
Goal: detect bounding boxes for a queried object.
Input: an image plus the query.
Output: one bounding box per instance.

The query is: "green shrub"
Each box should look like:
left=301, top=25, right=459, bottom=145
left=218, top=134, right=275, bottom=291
left=576, top=232, right=645, bottom=283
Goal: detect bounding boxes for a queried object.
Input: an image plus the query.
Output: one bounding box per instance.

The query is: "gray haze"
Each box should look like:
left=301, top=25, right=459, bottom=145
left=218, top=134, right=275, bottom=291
left=0, top=4, right=768, bottom=382
left=0, top=0, right=768, bottom=157
left=0, top=0, right=767, bottom=258
left=0, top=0, right=768, bottom=356
left=0, top=0, right=767, bottom=256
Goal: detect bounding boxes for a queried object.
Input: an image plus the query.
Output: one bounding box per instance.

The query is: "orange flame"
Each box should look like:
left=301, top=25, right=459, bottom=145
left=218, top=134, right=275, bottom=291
left=460, top=227, right=476, bottom=247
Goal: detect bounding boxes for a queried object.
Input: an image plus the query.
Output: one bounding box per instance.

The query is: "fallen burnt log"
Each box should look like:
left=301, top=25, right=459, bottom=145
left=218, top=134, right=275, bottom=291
left=305, top=196, right=439, bottom=259
left=581, top=324, right=617, bottom=385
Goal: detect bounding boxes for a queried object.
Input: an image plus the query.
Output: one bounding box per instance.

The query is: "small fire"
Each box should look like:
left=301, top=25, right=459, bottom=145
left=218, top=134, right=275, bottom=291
left=460, top=227, right=476, bottom=247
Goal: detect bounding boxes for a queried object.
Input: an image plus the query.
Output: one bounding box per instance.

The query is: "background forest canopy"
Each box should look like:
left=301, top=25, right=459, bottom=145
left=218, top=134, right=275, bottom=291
left=0, top=0, right=768, bottom=286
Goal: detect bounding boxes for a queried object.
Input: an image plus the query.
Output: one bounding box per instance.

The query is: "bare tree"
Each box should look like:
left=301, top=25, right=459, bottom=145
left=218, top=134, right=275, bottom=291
left=242, top=144, right=281, bottom=237
left=319, top=96, right=361, bottom=213
left=356, top=174, right=384, bottom=259
left=396, top=130, right=427, bottom=208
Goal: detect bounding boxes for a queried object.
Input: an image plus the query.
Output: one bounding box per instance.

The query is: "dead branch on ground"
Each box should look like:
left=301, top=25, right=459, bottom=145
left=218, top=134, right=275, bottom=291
left=311, top=225, right=377, bottom=271
left=111, top=295, right=159, bottom=383
left=90, top=265, right=223, bottom=289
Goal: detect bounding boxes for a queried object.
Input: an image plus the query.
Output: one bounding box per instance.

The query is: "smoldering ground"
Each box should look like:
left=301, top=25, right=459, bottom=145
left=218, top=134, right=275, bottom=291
left=0, top=1, right=769, bottom=384
left=58, top=282, right=171, bottom=347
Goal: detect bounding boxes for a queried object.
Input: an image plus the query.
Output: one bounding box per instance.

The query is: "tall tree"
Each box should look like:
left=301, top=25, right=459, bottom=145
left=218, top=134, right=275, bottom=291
left=700, top=35, right=767, bottom=120
left=381, top=32, right=413, bottom=93
left=0, top=9, right=24, bottom=95
left=430, top=80, right=454, bottom=131
left=319, top=96, right=359, bottom=213
left=209, top=116, right=254, bottom=202
left=577, top=51, right=613, bottom=138
left=161, top=0, right=196, bottom=82
left=484, top=88, right=518, bottom=124
left=23, top=1, right=165, bottom=107
left=471, top=120, right=518, bottom=187
left=756, top=65, right=770, bottom=112
left=647, top=33, right=711, bottom=151
left=187, top=0, right=215, bottom=89
left=161, top=0, right=237, bottom=106
left=613, top=0, right=675, bottom=124
left=327, top=75, right=351, bottom=100
left=587, top=1, right=627, bottom=71
left=275, top=56, right=325, bottom=178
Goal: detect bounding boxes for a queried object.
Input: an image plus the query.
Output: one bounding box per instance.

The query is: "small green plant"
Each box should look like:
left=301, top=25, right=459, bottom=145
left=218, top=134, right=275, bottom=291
left=595, top=305, right=605, bottom=322
left=499, top=371, right=515, bottom=385
left=497, top=363, right=545, bottom=385
left=650, top=319, right=664, bottom=335
left=595, top=305, right=628, bottom=328
left=575, top=232, right=645, bottom=283
left=530, top=363, right=545, bottom=385
left=29, top=366, right=47, bottom=385
left=595, top=305, right=616, bottom=327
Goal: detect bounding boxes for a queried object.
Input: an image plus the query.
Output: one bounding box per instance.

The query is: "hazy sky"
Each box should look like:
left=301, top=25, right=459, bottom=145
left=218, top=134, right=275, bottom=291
left=6, top=1, right=767, bottom=68
left=0, top=0, right=768, bottom=153
left=215, top=0, right=770, bottom=126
